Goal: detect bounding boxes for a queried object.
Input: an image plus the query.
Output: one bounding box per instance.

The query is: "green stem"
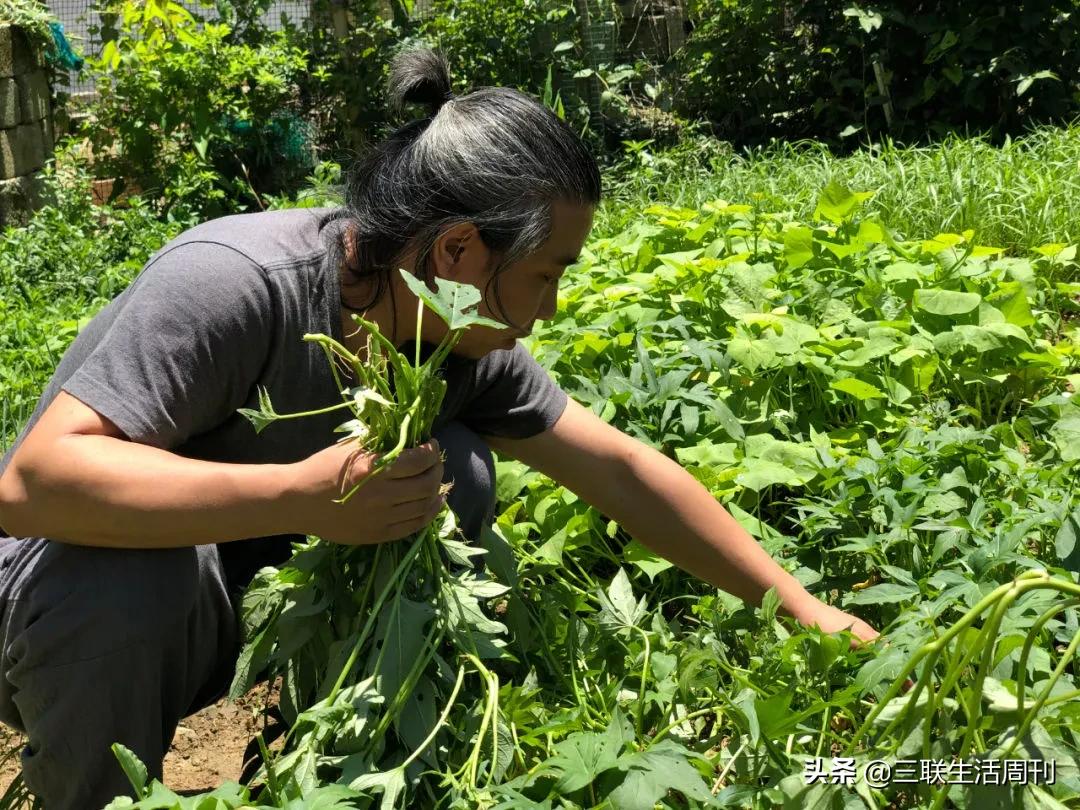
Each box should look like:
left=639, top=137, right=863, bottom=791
left=850, top=572, right=1080, bottom=757
left=415, top=297, right=423, bottom=368
left=647, top=706, right=722, bottom=749
left=846, top=570, right=1050, bottom=754
left=272, top=399, right=358, bottom=421
left=325, top=532, right=427, bottom=703
left=334, top=410, right=415, bottom=503
left=957, top=585, right=1017, bottom=758
left=400, top=665, right=467, bottom=770
left=1002, top=624, right=1080, bottom=760
left=631, top=625, right=652, bottom=740
left=1015, top=598, right=1080, bottom=717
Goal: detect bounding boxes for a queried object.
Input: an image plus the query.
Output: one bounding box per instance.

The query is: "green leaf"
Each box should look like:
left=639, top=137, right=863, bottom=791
left=676, top=441, right=737, bottom=467
left=813, top=181, right=873, bottom=224
left=830, top=377, right=886, bottom=401
left=1055, top=506, right=1080, bottom=570
left=987, top=282, right=1035, bottom=327
left=634, top=332, right=658, bottom=394
left=624, top=539, right=674, bottom=582
left=736, top=460, right=802, bottom=492
left=395, top=675, right=438, bottom=765
left=913, top=288, right=982, bottom=315
left=549, top=731, right=618, bottom=793
left=607, top=743, right=713, bottom=809
left=365, top=597, right=435, bottom=699
left=281, top=785, right=363, bottom=809
left=783, top=226, right=814, bottom=268
left=843, top=5, right=883, bottom=33
left=982, top=677, right=1037, bottom=713
left=846, top=583, right=920, bottom=606
left=111, top=743, right=149, bottom=797
left=756, top=690, right=795, bottom=737
left=872, top=690, right=957, bottom=726
left=711, top=396, right=746, bottom=441
left=726, top=336, right=777, bottom=373
left=1050, top=415, right=1080, bottom=462
left=597, top=569, right=647, bottom=629
left=733, top=687, right=761, bottom=745
left=1016, top=70, right=1058, bottom=97
left=348, top=767, right=406, bottom=810
left=236, top=385, right=279, bottom=434
left=1022, top=785, right=1071, bottom=810
left=398, top=269, right=506, bottom=332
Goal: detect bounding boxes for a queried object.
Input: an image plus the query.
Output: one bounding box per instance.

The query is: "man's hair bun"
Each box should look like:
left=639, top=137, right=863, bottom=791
left=388, top=47, right=453, bottom=117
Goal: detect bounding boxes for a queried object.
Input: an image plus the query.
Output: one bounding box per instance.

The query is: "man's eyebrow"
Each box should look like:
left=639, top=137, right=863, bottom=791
left=556, top=255, right=581, bottom=266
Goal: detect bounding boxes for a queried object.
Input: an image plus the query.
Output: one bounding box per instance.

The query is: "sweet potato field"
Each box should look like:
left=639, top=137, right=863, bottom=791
left=89, top=180, right=1080, bottom=809
left=1, top=142, right=1079, bottom=808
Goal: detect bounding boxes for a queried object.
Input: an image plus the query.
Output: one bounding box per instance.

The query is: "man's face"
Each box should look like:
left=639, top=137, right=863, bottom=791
left=426, top=200, right=594, bottom=359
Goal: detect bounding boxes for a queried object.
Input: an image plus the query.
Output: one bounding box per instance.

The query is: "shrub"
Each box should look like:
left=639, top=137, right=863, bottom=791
left=83, top=0, right=309, bottom=216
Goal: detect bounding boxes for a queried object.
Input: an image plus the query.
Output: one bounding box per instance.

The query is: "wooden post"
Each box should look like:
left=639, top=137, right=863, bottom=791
left=664, top=4, right=685, bottom=56
left=872, top=59, right=894, bottom=130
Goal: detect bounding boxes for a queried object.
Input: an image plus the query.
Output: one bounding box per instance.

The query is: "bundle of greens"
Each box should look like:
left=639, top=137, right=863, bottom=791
left=227, top=271, right=518, bottom=805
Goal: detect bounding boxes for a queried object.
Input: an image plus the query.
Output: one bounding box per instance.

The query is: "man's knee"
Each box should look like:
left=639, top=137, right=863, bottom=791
left=7, top=541, right=224, bottom=670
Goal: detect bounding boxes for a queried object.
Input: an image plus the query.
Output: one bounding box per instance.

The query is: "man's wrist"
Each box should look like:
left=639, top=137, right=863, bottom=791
left=265, top=461, right=311, bottom=537
left=774, top=577, right=820, bottom=622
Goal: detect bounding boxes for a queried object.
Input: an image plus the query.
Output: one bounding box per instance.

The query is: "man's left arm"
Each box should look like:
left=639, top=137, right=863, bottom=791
left=483, top=396, right=878, bottom=644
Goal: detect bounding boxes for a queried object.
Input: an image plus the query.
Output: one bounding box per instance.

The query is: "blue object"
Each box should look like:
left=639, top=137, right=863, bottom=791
left=48, top=21, right=84, bottom=71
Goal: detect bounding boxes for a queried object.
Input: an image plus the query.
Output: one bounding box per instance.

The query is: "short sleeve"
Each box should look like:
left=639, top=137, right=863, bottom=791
left=61, top=242, right=274, bottom=450
left=460, top=342, right=569, bottom=439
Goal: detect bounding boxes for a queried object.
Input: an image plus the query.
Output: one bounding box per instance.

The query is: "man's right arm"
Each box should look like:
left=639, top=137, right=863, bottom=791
left=0, top=391, right=300, bottom=548
left=0, top=391, right=448, bottom=549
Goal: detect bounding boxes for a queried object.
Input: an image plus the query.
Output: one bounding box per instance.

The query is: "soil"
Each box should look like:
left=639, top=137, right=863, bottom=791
left=0, top=682, right=280, bottom=805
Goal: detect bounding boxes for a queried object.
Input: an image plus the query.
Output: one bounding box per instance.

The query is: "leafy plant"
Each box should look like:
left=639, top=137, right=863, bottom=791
left=675, top=1, right=1080, bottom=147
left=83, top=0, right=308, bottom=216
left=226, top=272, right=528, bottom=804
left=0, top=0, right=53, bottom=50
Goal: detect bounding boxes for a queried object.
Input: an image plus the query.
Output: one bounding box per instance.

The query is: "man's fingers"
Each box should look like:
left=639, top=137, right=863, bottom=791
left=383, top=440, right=442, bottom=480
left=385, top=495, right=448, bottom=538
left=386, top=492, right=447, bottom=523
left=855, top=620, right=880, bottom=642
left=381, top=462, right=443, bottom=504
left=842, top=618, right=880, bottom=651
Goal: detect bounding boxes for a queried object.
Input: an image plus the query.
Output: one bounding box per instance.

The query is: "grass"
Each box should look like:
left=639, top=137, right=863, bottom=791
left=601, top=122, right=1080, bottom=254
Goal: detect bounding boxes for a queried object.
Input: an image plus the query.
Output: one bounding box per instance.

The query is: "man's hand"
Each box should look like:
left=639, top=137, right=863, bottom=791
left=789, top=599, right=880, bottom=648
left=286, top=438, right=446, bottom=545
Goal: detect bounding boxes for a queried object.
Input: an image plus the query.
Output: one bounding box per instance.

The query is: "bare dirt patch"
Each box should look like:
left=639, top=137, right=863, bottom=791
left=0, top=683, right=279, bottom=804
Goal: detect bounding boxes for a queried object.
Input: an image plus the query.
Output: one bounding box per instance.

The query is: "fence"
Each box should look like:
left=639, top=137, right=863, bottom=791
left=47, top=0, right=315, bottom=95
left=45, top=0, right=689, bottom=129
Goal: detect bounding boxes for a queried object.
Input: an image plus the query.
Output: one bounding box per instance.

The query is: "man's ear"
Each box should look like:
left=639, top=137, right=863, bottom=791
left=433, top=222, right=482, bottom=276
left=444, top=232, right=471, bottom=266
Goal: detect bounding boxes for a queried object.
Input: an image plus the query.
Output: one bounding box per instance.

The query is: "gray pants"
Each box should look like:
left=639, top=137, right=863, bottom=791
left=0, top=421, right=495, bottom=810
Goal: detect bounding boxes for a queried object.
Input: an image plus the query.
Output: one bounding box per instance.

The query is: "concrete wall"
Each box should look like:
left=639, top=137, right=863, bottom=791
left=0, top=25, right=53, bottom=230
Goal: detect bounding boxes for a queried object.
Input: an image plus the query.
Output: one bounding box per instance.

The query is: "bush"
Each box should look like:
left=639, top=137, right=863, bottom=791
left=676, top=1, right=1080, bottom=147
left=246, top=0, right=589, bottom=157
left=0, top=151, right=187, bottom=299
left=83, top=0, right=309, bottom=216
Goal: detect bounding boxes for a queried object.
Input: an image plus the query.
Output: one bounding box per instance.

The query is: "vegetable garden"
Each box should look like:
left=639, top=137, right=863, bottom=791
left=5, top=168, right=1071, bottom=808
left=0, top=10, right=1078, bottom=795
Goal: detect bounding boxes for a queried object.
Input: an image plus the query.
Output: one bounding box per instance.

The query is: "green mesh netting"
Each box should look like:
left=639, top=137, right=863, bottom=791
left=225, top=112, right=316, bottom=171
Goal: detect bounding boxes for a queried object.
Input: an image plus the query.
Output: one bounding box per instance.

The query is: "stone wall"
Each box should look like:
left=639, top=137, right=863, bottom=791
left=0, top=24, right=52, bottom=230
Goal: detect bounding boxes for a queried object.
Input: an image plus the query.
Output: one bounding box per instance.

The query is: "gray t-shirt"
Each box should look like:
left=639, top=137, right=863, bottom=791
left=0, top=207, right=567, bottom=586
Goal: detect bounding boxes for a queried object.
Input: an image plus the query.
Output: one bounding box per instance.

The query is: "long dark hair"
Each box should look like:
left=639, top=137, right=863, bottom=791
left=326, top=47, right=601, bottom=338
